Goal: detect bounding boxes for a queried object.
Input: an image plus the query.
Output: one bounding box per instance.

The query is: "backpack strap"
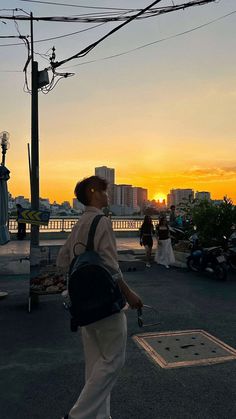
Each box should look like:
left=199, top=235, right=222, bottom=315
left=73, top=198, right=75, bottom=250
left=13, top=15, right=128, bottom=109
left=86, top=214, right=105, bottom=251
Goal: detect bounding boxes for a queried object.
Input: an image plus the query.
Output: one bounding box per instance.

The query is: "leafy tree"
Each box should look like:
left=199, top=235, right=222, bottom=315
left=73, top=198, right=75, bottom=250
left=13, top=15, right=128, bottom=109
left=191, top=197, right=236, bottom=246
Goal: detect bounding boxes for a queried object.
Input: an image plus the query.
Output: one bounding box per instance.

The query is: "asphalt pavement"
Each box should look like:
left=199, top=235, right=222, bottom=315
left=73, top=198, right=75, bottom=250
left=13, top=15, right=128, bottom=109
left=0, top=264, right=236, bottom=419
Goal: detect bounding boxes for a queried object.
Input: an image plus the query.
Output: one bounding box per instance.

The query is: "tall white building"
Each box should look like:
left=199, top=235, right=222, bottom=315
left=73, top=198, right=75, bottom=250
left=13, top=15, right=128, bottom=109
left=167, top=189, right=194, bottom=207
left=111, top=185, right=148, bottom=214
left=95, top=166, right=115, bottom=205
left=136, top=187, right=148, bottom=210
left=95, top=166, right=115, bottom=184
left=132, top=187, right=148, bottom=212
left=113, top=184, right=133, bottom=207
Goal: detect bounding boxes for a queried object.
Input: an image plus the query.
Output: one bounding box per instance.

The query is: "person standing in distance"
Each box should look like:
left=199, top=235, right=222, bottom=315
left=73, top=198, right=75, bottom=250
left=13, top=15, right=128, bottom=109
left=139, top=215, right=155, bottom=267
left=57, top=175, right=143, bottom=419
left=16, top=203, right=26, bottom=240
left=155, top=215, right=175, bottom=269
left=169, top=205, right=176, bottom=227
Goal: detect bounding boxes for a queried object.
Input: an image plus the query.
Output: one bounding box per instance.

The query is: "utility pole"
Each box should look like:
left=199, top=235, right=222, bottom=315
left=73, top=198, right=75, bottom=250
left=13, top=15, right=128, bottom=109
left=29, top=11, right=41, bottom=312
left=30, top=12, right=39, bottom=247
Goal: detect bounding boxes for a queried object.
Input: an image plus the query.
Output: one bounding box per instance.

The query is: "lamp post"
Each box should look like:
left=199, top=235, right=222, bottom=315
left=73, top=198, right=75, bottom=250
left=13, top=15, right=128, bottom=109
left=0, top=131, right=10, bottom=298
left=0, top=130, right=10, bottom=249
left=0, top=131, right=10, bottom=167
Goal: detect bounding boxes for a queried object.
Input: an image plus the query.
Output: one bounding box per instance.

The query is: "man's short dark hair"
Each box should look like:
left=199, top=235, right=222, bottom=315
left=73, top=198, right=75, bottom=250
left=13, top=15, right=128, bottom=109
left=74, top=176, right=108, bottom=206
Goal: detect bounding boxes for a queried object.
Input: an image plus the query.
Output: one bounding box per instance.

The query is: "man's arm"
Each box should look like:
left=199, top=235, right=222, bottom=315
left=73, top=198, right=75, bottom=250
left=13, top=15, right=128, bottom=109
left=118, top=277, right=143, bottom=309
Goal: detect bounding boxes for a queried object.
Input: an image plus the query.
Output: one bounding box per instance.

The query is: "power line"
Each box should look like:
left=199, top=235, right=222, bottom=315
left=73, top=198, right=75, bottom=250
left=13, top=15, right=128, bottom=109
left=0, top=70, right=22, bottom=72
left=18, top=0, right=133, bottom=12
left=3, top=9, right=232, bottom=73
left=61, top=9, right=236, bottom=69
left=0, top=35, right=28, bottom=38
left=1, top=1, right=224, bottom=71
left=51, top=0, right=164, bottom=69
left=50, top=0, right=217, bottom=70
left=0, top=22, right=106, bottom=47
left=0, top=1, right=217, bottom=24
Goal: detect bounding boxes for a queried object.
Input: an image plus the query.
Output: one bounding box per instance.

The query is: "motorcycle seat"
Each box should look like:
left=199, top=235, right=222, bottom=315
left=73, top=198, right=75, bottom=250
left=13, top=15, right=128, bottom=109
left=203, top=246, right=221, bottom=252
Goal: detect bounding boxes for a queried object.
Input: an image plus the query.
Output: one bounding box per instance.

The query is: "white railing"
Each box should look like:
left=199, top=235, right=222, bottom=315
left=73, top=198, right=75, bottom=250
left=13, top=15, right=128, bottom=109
left=8, top=217, right=159, bottom=233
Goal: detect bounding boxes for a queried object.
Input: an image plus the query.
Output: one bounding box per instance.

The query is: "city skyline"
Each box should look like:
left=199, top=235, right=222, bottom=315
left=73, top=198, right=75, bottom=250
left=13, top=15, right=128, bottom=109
left=9, top=184, right=215, bottom=207
left=1, top=1, right=236, bottom=204
left=7, top=164, right=225, bottom=207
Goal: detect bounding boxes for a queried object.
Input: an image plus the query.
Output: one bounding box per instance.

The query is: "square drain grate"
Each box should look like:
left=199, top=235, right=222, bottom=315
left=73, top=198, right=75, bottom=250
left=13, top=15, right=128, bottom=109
left=133, top=330, right=236, bottom=369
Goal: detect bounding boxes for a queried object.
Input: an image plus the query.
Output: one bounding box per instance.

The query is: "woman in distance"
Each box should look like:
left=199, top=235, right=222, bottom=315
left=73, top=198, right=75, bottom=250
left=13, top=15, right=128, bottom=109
left=140, top=215, right=155, bottom=267
left=155, top=215, right=175, bottom=269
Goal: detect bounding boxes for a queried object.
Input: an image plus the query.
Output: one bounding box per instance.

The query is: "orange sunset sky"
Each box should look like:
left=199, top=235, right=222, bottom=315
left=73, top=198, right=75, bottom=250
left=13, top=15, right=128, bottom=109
left=1, top=0, right=236, bottom=204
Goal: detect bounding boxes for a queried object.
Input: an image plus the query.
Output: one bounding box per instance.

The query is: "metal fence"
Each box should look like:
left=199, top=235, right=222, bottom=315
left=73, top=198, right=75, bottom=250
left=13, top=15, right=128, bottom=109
left=9, top=217, right=159, bottom=233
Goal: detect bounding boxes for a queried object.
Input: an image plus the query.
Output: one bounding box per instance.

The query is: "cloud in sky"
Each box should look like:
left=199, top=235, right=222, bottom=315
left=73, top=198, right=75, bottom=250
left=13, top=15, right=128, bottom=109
left=182, top=166, right=236, bottom=180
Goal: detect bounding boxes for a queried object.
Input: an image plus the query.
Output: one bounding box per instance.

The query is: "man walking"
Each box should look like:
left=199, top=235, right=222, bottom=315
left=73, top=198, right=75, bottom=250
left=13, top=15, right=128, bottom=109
left=57, top=175, right=143, bottom=419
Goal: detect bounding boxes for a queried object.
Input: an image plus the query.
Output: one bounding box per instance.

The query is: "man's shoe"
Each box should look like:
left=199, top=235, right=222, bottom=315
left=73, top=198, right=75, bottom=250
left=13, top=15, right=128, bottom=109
left=146, top=263, right=151, bottom=268
left=61, top=415, right=68, bottom=419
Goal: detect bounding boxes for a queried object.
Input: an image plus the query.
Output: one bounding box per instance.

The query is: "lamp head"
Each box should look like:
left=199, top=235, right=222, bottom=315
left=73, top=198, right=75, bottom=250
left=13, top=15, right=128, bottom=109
left=0, top=131, right=10, bottom=149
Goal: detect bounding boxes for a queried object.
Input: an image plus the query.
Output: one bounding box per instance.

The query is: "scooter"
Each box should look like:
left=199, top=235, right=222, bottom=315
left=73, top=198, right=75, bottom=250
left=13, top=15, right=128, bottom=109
left=187, top=234, right=228, bottom=281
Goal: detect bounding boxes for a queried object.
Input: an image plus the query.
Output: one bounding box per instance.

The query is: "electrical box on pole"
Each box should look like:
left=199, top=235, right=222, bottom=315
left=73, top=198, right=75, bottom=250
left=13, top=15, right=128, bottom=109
left=37, top=70, right=49, bottom=88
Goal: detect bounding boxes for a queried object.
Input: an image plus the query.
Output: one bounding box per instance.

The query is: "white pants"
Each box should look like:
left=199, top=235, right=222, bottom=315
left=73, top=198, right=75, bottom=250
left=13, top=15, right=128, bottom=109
left=69, top=311, right=127, bottom=419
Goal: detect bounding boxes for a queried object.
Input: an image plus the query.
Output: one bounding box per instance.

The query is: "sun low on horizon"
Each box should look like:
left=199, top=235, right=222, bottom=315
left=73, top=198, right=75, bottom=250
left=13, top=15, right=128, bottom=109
left=153, top=194, right=167, bottom=203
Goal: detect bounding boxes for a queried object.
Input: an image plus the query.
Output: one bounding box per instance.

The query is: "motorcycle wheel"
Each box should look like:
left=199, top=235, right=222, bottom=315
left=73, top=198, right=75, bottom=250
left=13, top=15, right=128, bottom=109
left=187, top=258, right=199, bottom=272
left=214, top=263, right=228, bottom=281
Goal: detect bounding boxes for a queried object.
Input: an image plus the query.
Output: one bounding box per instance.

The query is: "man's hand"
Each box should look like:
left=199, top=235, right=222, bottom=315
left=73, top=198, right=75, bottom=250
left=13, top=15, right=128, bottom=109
left=118, top=278, right=143, bottom=309
left=126, top=290, right=143, bottom=309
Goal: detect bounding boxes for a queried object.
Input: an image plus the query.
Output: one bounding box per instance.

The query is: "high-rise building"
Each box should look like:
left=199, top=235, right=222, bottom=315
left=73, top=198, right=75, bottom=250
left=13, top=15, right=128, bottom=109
left=132, top=187, right=148, bottom=212
left=95, top=166, right=115, bottom=185
left=136, top=187, right=148, bottom=209
left=195, top=191, right=211, bottom=201
left=111, top=185, right=148, bottom=213
left=132, top=187, right=138, bottom=211
left=113, top=184, right=133, bottom=207
left=95, top=166, right=115, bottom=205
left=167, top=189, right=194, bottom=207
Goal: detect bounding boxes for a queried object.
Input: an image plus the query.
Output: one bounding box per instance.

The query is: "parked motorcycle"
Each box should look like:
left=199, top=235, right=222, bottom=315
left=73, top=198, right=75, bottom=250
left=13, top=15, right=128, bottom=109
left=169, top=226, right=187, bottom=245
left=187, top=233, right=228, bottom=281
left=222, top=235, right=236, bottom=273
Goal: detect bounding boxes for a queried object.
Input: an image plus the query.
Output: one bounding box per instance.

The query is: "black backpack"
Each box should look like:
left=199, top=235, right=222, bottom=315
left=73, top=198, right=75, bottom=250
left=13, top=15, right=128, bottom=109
left=68, top=214, right=126, bottom=330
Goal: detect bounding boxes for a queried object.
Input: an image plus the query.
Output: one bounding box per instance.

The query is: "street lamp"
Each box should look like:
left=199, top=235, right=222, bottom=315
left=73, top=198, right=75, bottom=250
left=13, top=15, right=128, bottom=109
left=0, top=131, right=10, bottom=167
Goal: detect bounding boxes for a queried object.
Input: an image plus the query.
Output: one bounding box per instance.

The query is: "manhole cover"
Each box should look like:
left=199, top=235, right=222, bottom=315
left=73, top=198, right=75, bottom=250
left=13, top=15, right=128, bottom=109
left=133, top=330, right=236, bottom=369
